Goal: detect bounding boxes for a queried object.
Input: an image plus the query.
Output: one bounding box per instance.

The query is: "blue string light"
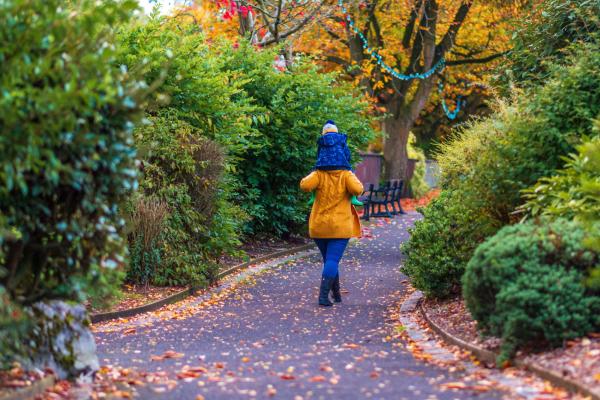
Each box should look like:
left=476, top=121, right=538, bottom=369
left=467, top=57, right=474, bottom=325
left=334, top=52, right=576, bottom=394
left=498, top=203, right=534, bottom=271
left=337, top=0, right=465, bottom=119
left=337, top=0, right=445, bottom=80
left=438, top=80, right=464, bottom=120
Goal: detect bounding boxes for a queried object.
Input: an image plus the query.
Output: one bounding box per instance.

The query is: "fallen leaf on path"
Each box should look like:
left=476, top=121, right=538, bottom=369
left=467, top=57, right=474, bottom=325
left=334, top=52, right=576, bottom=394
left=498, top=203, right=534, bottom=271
left=266, top=385, right=277, bottom=396
left=151, top=350, right=184, bottom=361
left=440, top=381, right=467, bottom=390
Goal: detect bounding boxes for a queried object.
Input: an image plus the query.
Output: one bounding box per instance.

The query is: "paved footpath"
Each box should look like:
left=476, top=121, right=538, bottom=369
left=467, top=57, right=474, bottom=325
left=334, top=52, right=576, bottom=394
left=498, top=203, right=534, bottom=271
left=94, top=213, right=504, bottom=399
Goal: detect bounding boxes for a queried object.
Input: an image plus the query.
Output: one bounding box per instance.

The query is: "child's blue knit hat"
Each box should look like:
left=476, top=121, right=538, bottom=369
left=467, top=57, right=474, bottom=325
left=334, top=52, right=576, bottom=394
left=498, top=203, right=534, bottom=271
left=322, top=120, right=338, bottom=135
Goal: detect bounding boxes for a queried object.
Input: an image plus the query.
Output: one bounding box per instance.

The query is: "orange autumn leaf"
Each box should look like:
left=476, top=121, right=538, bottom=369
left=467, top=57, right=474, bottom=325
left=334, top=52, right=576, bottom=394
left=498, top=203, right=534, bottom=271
left=440, top=381, right=468, bottom=390
left=151, top=350, right=185, bottom=361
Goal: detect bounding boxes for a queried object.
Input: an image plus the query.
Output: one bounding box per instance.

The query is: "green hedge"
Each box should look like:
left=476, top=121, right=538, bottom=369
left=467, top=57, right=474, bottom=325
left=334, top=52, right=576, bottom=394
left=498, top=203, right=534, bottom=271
left=499, top=0, right=600, bottom=89
left=463, top=219, right=600, bottom=361
left=117, top=18, right=377, bottom=289
left=403, top=1, right=600, bottom=361
left=0, top=0, right=145, bottom=361
left=116, top=18, right=251, bottom=286
left=439, top=44, right=600, bottom=224
left=217, top=43, right=376, bottom=236
left=401, top=191, right=498, bottom=298
left=0, top=0, right=143, bottom=305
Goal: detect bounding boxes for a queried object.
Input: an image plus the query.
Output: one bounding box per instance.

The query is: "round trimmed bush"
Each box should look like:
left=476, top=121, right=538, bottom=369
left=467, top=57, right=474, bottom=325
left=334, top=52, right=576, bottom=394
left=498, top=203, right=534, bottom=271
left=463, top=219, right=599, bottom=360
left=493, top=265, right=599, bottom=362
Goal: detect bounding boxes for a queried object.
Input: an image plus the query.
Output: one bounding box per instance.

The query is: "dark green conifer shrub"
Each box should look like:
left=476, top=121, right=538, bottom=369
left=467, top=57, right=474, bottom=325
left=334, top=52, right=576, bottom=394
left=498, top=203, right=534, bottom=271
left=463, top=219, right=599, bottom=361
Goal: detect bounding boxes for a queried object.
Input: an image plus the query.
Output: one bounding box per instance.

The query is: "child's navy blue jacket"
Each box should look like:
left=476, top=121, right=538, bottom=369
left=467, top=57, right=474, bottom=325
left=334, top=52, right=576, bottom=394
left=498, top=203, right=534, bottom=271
left=314, top=133, right=352, bottom=170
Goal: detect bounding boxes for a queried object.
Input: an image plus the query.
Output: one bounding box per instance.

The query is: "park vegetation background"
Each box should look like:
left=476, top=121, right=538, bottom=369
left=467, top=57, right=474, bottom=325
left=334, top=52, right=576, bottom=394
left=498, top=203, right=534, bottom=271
left=0, top=0, right=599, bottom=378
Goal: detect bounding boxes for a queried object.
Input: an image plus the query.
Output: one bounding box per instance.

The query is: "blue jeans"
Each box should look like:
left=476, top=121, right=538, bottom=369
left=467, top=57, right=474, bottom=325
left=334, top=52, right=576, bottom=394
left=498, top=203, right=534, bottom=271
left=314, top=238, right=349, bottom=278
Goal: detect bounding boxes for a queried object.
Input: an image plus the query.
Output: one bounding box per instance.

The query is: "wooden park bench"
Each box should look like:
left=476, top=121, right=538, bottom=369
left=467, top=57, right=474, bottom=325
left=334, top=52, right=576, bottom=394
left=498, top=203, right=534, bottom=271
left=359, top=180, right=405, bottom=221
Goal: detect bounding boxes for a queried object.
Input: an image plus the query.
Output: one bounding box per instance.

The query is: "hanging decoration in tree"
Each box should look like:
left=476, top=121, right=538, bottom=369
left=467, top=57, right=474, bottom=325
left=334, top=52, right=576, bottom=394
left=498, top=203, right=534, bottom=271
left=337, top=0, right=445, bottom=81
left=438, top=80, right=465, bottom=120
left=336, top=0, right=471, bottom=119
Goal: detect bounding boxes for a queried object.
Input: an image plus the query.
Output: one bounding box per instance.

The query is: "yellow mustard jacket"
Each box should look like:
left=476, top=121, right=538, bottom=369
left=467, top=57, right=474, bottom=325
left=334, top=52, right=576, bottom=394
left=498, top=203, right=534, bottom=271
left=300, top=170, right=363, bottom=239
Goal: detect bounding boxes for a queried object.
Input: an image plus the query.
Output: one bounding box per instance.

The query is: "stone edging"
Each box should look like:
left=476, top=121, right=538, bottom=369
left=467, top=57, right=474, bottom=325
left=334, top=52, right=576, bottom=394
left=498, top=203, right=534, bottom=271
left=418, top=299, right=600, bottom=400
left=90, top=243, right=316, bottom=324
left=0, top=375, right=55, bottom=400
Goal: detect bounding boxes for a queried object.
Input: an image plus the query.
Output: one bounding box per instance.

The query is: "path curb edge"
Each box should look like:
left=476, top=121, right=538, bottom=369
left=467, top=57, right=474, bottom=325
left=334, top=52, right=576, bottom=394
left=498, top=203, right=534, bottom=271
left=418, top=298, right=600, bottom=400
left=90, top=243, right=316, bottom=324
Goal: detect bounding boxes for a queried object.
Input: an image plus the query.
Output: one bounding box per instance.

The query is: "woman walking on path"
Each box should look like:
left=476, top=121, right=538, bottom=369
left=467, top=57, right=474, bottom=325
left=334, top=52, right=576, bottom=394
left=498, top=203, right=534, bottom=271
left=300, top=121, right=364, bottom=306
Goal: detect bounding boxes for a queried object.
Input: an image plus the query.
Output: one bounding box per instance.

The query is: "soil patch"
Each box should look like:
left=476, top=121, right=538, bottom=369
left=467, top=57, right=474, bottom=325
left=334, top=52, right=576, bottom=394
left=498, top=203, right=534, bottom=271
left=423, top=296, right=600, bottom=394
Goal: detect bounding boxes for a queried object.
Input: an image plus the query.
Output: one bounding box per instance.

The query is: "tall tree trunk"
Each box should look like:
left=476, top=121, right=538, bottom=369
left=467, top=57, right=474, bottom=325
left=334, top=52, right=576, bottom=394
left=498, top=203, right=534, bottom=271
left=383, top=115, right=412, bottom=180
left=383, top=76, right=436, bottom=181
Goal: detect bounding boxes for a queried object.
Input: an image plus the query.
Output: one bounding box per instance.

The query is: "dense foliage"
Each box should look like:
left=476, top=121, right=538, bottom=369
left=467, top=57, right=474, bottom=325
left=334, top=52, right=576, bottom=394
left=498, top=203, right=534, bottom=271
left=523, top=131, right=600, bottom=225
left=463, top=220, right=600, bottom=361
left=130, top=115, right=244, bottom=286
left=523, top=132, right=600, bottom=289
left=114, top=16, right=375, bottom=287
left=116, top=18, right=252, bottom=286
left=404, top=47, right=600, bottom=301
left=0, top=0, right=144, bottom=363
left=402, top=191, right=498, bottom=298
left=402, top=0, right=600, bottom=359
left=0, top=0, right=144, bottom=306
left=501, top=0, right=600, bottom=89
left=217, top=44, right=376, bottom=236
left=441, top=45, right=600, bottom=224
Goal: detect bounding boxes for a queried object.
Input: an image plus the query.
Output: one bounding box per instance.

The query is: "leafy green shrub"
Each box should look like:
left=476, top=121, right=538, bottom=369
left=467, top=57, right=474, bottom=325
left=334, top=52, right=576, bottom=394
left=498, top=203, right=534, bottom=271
left=117, top=18, right=251, bottom=286
left=132, top=115, right=246, bottom=286
left=401, top=191, right=499, bottom=298
left=500, top=0, right=600, bottom=89
left=438, top=45, right=600, bottom=226
left=218, top=43, right=376, bottom=236
left=0, top=0, right=143, bottom=307
left=523, top=131, right=600, bottom=223
left=493, top=266, right=599, bottom=363
left=463, top=219, right=599, bottom=360
left=523, top=126, right=600, bottom=289
left=116, top=18, right=255, bottom=160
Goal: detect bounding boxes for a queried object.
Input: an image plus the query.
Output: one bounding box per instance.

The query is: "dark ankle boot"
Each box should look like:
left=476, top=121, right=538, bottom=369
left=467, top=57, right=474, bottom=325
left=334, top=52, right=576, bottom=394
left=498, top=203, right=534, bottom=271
left=332, top=274, right=342, bottom=303
left=318, top=276, right=335, bottom=306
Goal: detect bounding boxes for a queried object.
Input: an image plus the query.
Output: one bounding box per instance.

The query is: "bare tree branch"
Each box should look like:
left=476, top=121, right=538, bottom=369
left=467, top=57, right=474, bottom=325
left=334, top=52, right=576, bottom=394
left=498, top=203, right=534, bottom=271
left=323, top=25, right=347, bottom=45
left=260, top=2, right=325, bottom=45
left=323, top=54, right=351, bottom=67
left=401, top=0, right=422, bottom=50
left=445, top=51, right=508, bottom=66
left=435, top=0, right=473, bottom=60
left=273, top=0, right=283, bottom=41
